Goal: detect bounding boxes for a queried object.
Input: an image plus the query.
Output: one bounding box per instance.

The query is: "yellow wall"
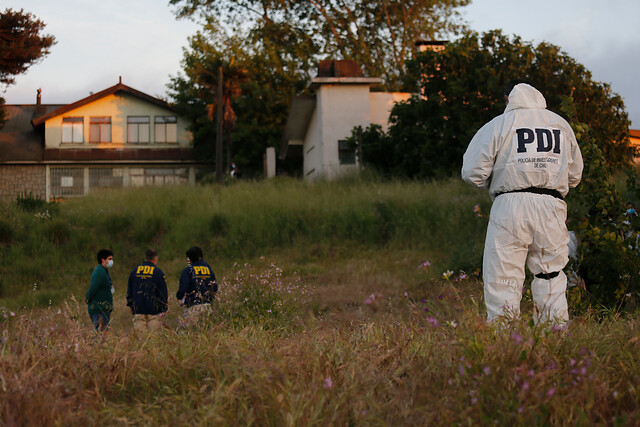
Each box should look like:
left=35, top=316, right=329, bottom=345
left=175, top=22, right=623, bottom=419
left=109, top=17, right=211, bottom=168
left=44, top=92, right=192, bottom=148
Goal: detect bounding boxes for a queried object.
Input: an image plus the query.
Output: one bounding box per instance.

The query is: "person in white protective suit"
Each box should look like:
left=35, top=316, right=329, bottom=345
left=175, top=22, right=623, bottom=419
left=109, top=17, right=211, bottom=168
left=461, top=80, right=583, bottom=325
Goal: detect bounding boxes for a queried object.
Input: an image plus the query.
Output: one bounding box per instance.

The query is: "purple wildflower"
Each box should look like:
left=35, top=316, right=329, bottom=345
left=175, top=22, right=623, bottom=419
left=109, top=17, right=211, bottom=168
left=511, top=332, right=524, bottom=345
left=323, top=377, right=334, bottom=389
left=427, top=317, right=440, bottom=327
left=419, top=261, right=432, bottom=269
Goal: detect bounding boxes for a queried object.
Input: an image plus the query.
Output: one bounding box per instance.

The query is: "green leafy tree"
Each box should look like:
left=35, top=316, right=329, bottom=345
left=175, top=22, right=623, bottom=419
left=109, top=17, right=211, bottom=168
left=358, top=30, right=632, bottom=178
left=168, top=22, right=314, bottom=176
left=0, top=8, right=55, bottom=126
left=170, top=0, right=470, bottom=91
left=168, top=0, right=470, bottom=175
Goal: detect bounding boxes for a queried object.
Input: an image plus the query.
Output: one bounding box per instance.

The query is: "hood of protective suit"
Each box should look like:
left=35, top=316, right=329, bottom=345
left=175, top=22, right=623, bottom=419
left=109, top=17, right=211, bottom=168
left=505, top=84, right=547, bottom=112
left=461, top=84, right=583, bottom=199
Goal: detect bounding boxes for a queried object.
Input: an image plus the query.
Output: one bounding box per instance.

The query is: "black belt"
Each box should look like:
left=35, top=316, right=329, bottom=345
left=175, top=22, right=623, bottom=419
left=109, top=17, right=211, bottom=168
left=496, top=187, right=564, bottom=201
left=535, top=271, right=560, bottom=280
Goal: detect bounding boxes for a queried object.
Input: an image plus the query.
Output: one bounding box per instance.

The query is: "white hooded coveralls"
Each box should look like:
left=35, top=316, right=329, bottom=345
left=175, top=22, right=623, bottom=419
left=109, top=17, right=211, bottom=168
left=462, top=84, right=583, bottom=324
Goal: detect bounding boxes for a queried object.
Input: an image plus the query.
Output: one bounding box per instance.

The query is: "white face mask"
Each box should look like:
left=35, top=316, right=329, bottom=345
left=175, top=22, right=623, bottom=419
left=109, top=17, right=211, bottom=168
left=106, top=259, right=114, bottom=269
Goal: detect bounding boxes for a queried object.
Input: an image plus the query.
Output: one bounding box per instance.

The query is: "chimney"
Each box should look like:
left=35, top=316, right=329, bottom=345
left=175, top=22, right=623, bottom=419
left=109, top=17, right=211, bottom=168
left=119, top=76, right=122, bottom=84
left=317, top=60, right=365, bottom=78
left=35, top=88, right=46, bottom=116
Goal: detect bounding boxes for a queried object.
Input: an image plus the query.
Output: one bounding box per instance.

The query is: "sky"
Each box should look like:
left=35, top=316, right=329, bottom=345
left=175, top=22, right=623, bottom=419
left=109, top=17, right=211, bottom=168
left=3, top=0, right=640, bottom=127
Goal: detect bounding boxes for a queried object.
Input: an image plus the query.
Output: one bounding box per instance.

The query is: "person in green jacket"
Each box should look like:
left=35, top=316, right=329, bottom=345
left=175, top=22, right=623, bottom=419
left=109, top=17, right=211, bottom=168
left=86, top=249, right=115, bottom=331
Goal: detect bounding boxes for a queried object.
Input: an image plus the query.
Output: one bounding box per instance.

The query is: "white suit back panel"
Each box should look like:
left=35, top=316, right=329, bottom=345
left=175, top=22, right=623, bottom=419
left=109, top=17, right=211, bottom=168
left=462, top=84, right=583, bottom=199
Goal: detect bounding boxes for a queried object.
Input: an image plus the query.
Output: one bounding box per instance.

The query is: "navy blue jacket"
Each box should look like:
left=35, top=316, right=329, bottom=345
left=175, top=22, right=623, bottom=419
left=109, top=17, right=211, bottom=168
left=126, top=261, right=168, bottom=315
left=176, top=260, right=218, bottom=307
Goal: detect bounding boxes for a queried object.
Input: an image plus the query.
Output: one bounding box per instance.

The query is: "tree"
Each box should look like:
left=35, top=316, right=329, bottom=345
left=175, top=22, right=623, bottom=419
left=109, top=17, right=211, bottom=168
left=168, top=23, right=314, bottom=176
left=357, top=30, right=632, bottom=178
left=0, top=8, right=55, bottom=125
left=168, top=0, right=469, bottom=175
left=170, top=0, right=469, bottom=91
left=168, top=0, right=470, bottom=175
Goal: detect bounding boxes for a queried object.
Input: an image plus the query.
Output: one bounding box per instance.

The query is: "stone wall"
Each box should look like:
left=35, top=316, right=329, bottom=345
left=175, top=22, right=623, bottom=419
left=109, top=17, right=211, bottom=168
left=0, top=165, right=46, bottom=200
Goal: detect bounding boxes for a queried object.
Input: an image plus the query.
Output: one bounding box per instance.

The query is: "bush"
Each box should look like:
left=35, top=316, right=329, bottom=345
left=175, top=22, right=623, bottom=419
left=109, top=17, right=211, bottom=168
left=211, top=261, right=312, bottom=330
left=562, top=97, right=640, bottom=313
left=102, top=212, right=134, bottom=237
left=209, top=213, right=229, bottom=237
left=46, top=218, right=70, bottom=245
left=0, top=220, right=12, bottom=245
left=133, top=215, right=168, bottom=243
left=16, top=192, right=47, bottom=212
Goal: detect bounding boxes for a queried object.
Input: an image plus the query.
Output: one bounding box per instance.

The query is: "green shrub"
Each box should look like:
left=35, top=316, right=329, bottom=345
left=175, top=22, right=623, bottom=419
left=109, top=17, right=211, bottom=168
left=15, top=192, right=47, bottom=212
left=102, top=212, right=134, bottom=237
left=134, top=215, right=168, bottom=243
left=46, top=218, right=70, bottom=245
left=0, top=220, right=12, bottom=245
left=562, top=97, right=640, bottom=313
left=209, top=213, right=229, bottom=237
left=211, top=261, right=312, bottom=330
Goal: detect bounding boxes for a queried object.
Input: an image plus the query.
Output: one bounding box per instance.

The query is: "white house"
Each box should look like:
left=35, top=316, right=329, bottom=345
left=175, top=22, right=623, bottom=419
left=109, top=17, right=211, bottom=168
left=279, top=60, right=411, bottom=179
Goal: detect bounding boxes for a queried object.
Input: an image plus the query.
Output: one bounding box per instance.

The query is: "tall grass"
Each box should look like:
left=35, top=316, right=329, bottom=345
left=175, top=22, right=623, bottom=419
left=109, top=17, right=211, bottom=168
left=0, top=177, right=489, bottom=309
left=1, top=277, right=639, bottom=425
left=2, top=178, right=640, bottom=424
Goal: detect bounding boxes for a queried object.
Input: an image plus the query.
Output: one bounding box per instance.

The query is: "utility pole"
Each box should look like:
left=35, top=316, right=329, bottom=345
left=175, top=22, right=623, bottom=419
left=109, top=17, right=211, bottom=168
left=215, top=66, right=224, bottom=181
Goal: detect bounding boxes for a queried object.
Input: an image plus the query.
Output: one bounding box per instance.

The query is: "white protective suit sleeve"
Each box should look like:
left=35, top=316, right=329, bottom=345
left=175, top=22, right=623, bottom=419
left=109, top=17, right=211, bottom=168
left=461, top=119, right=501, bottom=190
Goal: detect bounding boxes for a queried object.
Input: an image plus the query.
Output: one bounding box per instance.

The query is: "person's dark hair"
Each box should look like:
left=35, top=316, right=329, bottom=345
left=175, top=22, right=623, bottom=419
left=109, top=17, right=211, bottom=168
left=504, top=79, right=532, bottom=96
left=97, top=249, right=113, bottom=264
left=186, top=246, right=203, bottom=264
left=145, top=248, right=158, bottom=261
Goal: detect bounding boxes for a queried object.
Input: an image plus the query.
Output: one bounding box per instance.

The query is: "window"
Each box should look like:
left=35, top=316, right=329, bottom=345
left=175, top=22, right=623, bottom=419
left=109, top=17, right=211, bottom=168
left=154, top=116, right=177, bottom=143
left=50, top=167, right=84, bottom=197
left=62, top=117, right=83, bottom=143
left=89, top=168, right=124, bottom=189
left=89, top=117, right=111, bottom=143
left=338, top=139, right=356, bottom=165
left=127, top=116, right=150, bottom=143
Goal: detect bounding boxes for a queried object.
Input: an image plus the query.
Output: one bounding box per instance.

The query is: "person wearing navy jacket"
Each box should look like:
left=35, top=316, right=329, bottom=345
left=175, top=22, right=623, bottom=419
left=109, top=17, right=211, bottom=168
left=177, top=246, right=218, bottom=321
left=127, top=248, right=168, bottom=331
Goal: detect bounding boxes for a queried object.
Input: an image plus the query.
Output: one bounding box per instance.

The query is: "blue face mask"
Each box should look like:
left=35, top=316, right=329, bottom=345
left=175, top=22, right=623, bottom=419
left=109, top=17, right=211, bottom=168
left=627, top=209, right=636, bottom=216
left=106, top=259, right=114, bottom=269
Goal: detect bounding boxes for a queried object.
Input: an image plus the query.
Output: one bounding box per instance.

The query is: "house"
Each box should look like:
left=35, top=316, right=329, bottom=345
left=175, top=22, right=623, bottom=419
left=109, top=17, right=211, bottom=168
left=279, top=60, right=411, bottom=179
left=0, top=79, right=198, bottom=201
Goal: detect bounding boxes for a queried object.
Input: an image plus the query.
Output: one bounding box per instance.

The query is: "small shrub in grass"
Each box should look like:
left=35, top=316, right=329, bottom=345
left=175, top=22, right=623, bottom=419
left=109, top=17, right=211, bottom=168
left=212, top=261, right=312, bottom=330
left=209, top=213, right=229, bottom=237
left=0, top=220, right=12, bottom=245
left=15, top=191, right=47, bottom=212
left=46, top=218, right=70, bottom=245
left=133, top=215, right=167, bottom=243
left=102, top=212, right=133, bottom=237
